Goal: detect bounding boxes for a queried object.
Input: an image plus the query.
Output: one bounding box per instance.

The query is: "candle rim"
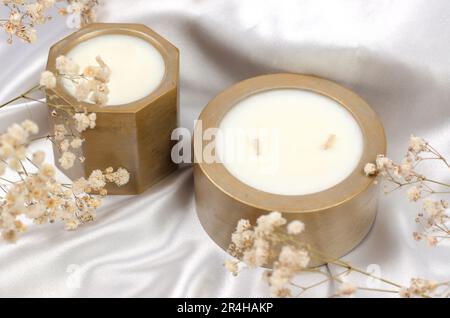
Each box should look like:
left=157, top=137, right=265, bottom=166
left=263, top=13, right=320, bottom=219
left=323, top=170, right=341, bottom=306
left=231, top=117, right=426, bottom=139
left=194, top=73, right=386, bottom=213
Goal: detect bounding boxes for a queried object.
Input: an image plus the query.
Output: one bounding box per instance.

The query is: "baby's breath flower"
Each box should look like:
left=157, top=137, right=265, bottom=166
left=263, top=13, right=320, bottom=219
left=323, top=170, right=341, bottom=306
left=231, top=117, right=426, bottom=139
left=286, top=220, right=305, bottom=235
left=375, top=154, right=393, bottom=170
left=25, top=203, right=46, bottom=218
left=83, top=58, right=110, bottom=83
left=26, top=2, right=46, bottom=24
left=54, top=124, right=67, bottom=140
left=58, top=151, right=76, bottom=169
left=89, top=90, right=108, bottom=105
left=8, top=11, right=22, bottom=25
left=4, top=21, right=16, bottom=36
left=40, top=0, right=55, bottom=9
left=409, top=135, right=427, bottom=154
left=399, top=158, right=414, bottom=179
left=0, top=144, right=14, bottom=159
left=224, top=259, right=239, bottom=276
left=87, top=169, right=105, bottom=190
left=9, top=158, right=23, bottom=171
left=15, top=25, right=37, bottom=43
left=422, top=199, right=445, bottom=218
left=400, top=278, right=438, bottom=298
left=268, top=266, right=292, bottom=289
left=278, top=245, right=309, bottom=269
left=31, top=150, right=45, bottom=166
left=74, top=81, right=91, bottom=101
left=39, top=163, right=55, bottom=178
left=112, top=167, right=130, bottom=186
left=72, top=177, right=89, bottom=194
left=70, top=138, right=83, bottom=149
left=73, top=112, right=96, bottom=132
left=236, top=219, right=251, bottom=233
left=243, top=238, right=270, bottom=268
left=337, top=282, right=357, bottom=297
left=60, top=139, right=70, bottom=152
left=270, top=287, right=291, bottom=298
left=407, top=186, right=421, bottom=202
left=0, top=119, right=129, bottom=244
left=7, top=123, right=28, bottom=144
left=255, top=211, right=286, bottom=235
left=21, top=119, right=38, bottom=134
left=364, top=162, right=377, bottom=176
left=39, top=70, right=56, bottom=89
left=64, top=218, right=80, bottom=231
left=426, top=235, right=438, bottom=247
left=56, top=55, right=79, bottom=76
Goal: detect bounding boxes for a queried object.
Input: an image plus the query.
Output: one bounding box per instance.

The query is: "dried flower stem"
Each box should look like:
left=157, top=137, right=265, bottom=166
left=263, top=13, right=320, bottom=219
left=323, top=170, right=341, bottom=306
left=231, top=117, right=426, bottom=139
left=0, top=84, right=40, bottom=109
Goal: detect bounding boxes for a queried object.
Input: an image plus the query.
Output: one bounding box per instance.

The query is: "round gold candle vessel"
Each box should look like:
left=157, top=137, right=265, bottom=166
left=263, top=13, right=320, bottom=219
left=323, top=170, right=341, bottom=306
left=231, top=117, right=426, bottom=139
left=194, top=73, right=386, bottom=267
left=46, top=23, right=179, bottom=194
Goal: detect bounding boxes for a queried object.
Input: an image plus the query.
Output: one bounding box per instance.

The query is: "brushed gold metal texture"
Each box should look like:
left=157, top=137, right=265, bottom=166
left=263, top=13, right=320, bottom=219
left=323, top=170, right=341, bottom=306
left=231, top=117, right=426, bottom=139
left=194, top=73, right=386, bottom=267
left=46, top=23, right=179, bottom=194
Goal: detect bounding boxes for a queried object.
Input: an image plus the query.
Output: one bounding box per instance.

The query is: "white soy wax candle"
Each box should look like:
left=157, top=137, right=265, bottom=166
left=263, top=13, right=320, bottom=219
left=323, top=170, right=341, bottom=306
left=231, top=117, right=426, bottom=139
left=216, top=89, right=364, bottom=195
left=194, top=74, right=386, bottom=265
left=63, top=34, right=165, bottom=106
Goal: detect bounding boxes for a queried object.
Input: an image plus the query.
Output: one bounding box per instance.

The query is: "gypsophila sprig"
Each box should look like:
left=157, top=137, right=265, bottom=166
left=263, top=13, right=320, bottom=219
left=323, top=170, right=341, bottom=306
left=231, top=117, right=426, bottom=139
left=364, top=135, right=449, bottom=246
left=0, top=52, right=131, bottom=242
left=0, top=119, right=130, bottom=242
left=1, top=55, right=110, bottom=170
left=226, top=212, right=449, bottom=298
left=1, top=0, right=100, bottom=44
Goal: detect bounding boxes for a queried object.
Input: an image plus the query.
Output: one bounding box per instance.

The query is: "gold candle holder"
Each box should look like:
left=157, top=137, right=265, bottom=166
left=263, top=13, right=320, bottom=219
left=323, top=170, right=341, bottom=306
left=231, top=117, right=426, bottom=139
left=194, top=73, right=386, bottom=267
left=46, top=23, right=179, bottom=194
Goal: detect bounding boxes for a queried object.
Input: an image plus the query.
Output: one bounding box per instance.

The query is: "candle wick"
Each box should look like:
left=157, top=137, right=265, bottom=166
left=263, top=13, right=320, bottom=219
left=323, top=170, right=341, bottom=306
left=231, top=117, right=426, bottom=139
left=253, top=138, right=261, bottom=156
left=322, top=134, right=336, bottom=150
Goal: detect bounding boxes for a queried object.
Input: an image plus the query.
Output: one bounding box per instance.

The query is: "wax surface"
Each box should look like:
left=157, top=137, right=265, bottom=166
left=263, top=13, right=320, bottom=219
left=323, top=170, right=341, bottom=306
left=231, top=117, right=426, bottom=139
left=216, top=89, right=363, bottom=195
left=63, top=34, right=165, bottom=106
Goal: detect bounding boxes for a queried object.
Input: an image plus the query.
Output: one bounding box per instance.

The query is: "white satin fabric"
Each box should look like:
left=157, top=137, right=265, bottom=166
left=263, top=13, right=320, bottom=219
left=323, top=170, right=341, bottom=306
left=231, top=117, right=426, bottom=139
left=0, top=0, right=449, bottom=297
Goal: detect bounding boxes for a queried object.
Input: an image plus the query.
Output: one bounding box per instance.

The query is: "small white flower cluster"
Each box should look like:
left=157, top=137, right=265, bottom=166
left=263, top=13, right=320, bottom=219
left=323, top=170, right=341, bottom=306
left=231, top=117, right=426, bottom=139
left=61, top=0, right=98, bottom=29
left=0, top=120, right=130, bottom=243
left=226, top=213, right=447, bottom=298
left=72, top=167, right=130, bottom=196
left=0, top=0, right=51, bottom=43
left=1, top=0, right=99, bottom=44
left=263, top=245, right=310, bottom=297
left=0, top=120, right=38, bottom=172
left=364, top=135, right=449, bottom=246
left=364, top=134, right=427, bottom=178
left=413, top=198, right=448, bottom=247
left=40, top=55, right=110, bottom=106
left=226, top=212, right=308, bottom=297
left=336, top=282, right=357, bottom=297
left=52, top=112, right=97, bottom=170
left=364, top=153, right=414, bottom=181
left=39, top=56, right=110, bottom=171
left=399, top=278, right=439, bottom=298
left=73, top=112, right=96, bottom=132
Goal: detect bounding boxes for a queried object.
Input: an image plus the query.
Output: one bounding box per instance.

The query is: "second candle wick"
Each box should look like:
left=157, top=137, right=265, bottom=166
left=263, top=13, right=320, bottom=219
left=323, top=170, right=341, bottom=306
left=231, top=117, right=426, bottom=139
left=322, top=134, right=336, bottom=150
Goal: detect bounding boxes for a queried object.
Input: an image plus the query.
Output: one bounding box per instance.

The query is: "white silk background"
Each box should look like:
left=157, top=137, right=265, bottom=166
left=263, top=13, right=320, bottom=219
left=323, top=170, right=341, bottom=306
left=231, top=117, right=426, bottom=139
left=0, top=0, right=449, bottom=297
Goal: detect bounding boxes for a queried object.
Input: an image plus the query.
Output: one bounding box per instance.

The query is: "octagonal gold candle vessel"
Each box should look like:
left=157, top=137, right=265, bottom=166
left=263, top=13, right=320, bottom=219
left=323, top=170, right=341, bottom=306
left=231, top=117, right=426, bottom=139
left=194, top=73, right=386, bottom=267
left=45, top=23, right=179, bottom=194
